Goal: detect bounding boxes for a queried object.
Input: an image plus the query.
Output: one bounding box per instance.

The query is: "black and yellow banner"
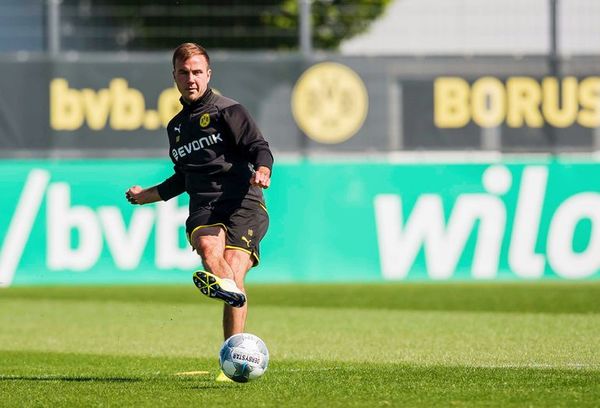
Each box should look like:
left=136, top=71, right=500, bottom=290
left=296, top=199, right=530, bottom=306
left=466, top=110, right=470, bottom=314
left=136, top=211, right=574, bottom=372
left=0, top=55, right=598, bottom=154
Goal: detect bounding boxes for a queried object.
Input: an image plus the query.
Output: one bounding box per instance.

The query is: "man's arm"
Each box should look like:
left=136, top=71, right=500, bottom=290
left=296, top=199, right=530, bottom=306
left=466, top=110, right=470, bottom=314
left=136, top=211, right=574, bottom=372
left=222, top=104, right=273, bottom=169
left=126, top=166, right=186, bottom=205
left=125, top=185, right=162, bottom=205
left=222, top=104, right=274, bottom=189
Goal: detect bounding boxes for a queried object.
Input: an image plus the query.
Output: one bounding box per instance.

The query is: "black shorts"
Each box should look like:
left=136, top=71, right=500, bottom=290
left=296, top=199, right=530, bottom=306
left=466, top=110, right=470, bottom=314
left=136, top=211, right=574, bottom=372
left=185, top=198, right=269, bottom=266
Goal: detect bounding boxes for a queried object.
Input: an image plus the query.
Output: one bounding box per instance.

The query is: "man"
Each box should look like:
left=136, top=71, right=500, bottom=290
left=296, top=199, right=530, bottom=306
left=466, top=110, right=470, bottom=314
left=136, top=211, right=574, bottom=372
left=125, top=43, right=273, bottom=378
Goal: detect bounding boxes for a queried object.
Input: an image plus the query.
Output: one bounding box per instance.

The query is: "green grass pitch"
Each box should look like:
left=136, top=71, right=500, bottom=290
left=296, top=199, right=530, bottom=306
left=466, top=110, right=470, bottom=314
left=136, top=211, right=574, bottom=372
left=1, top=282, right=600, bottom=407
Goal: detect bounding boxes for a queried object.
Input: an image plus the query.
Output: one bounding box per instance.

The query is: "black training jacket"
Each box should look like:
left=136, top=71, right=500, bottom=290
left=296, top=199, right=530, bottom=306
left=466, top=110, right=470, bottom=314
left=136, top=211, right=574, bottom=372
left=156, top=89, right=273, bottom=213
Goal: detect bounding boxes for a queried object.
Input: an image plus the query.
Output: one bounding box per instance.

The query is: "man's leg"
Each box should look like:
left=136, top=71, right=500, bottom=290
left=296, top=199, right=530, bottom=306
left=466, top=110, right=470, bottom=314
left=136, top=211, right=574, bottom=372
left=222, top=249, right=254, bottom=339
left=191, top=226, right=233, bottom=279
left=191, top=226, right=245, bottom=307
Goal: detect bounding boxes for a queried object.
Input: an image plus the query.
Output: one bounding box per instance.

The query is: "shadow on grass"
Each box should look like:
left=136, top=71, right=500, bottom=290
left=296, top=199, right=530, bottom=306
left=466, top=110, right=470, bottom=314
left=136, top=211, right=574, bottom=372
left=186, top=384, right=236, bottom=390
left=0, top=375, right=141, bottom=383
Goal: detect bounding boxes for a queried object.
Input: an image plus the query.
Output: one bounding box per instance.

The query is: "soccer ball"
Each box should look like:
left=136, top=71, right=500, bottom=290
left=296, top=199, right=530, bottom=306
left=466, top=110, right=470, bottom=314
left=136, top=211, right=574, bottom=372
left=219, top=333, right=269, bottom=382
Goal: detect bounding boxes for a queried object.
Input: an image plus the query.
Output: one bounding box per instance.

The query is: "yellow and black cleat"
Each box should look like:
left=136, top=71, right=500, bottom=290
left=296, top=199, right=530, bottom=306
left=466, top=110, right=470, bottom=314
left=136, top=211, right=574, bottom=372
left=192, top=270, right=246, bottom=308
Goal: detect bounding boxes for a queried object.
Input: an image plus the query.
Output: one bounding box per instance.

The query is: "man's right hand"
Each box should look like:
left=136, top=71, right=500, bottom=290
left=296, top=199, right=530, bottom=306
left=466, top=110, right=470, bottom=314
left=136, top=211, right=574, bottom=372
left=125, top=185, right=161, bottom=205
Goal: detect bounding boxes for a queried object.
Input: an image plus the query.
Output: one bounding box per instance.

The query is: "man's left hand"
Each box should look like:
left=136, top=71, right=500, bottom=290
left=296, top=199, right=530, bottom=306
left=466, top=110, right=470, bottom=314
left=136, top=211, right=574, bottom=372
left=250, top=166, right=271, bottom=189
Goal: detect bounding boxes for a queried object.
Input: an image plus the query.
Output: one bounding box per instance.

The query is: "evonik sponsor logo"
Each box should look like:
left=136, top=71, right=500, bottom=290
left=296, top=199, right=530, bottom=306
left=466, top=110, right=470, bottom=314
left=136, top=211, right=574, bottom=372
left=172, top=133, right=222, bottom=161
left=374, top=165, right=600, bottom=280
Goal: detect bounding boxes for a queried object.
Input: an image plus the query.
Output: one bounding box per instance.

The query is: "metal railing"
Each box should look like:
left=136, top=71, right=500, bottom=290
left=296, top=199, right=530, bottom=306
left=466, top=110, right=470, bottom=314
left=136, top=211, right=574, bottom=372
left=0, top=1, right=595, bottom=56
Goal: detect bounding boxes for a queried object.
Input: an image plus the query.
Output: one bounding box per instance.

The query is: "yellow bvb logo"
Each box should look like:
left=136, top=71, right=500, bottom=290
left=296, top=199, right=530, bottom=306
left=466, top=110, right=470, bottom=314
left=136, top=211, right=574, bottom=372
left=291, top=62, right=368, bottom=144
left=199, top=113, right=210, bottom=128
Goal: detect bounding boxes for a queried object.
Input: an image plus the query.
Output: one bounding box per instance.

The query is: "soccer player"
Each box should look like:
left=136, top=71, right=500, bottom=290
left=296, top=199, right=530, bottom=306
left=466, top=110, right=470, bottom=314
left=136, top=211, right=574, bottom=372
left=125, top=43, right=273, bottom=380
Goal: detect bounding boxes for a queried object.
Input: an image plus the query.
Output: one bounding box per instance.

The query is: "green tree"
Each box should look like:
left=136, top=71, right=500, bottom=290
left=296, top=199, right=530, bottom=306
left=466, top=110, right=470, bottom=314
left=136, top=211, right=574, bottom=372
left=263, top=0, right=392, bottom=49
left=59, top=0, right=392, bottom=51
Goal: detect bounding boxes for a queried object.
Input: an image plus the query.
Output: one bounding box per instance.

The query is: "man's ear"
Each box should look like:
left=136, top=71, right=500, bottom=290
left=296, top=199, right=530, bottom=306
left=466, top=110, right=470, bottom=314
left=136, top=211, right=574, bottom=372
left=172, top=70, right=175, bottom=80
left=207, top=68, right=212, bottom=83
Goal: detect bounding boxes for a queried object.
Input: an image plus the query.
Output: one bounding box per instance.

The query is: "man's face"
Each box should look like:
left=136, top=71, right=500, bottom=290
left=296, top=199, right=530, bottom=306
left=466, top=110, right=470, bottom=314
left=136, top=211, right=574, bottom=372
left=173, top=54, right=211, bottom=103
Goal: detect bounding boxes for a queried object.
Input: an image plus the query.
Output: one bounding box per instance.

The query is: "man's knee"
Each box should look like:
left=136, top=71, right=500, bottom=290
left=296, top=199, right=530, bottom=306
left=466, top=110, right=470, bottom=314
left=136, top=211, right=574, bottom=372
left=195, top=238, right=212, bottom=256
left=193, top=241, right=223, bottom=270
left=192, top=227, right=224, bottom=256
left=224, top=250, right=253, bottom=289
left=224, top=250, right=251, bottom=269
